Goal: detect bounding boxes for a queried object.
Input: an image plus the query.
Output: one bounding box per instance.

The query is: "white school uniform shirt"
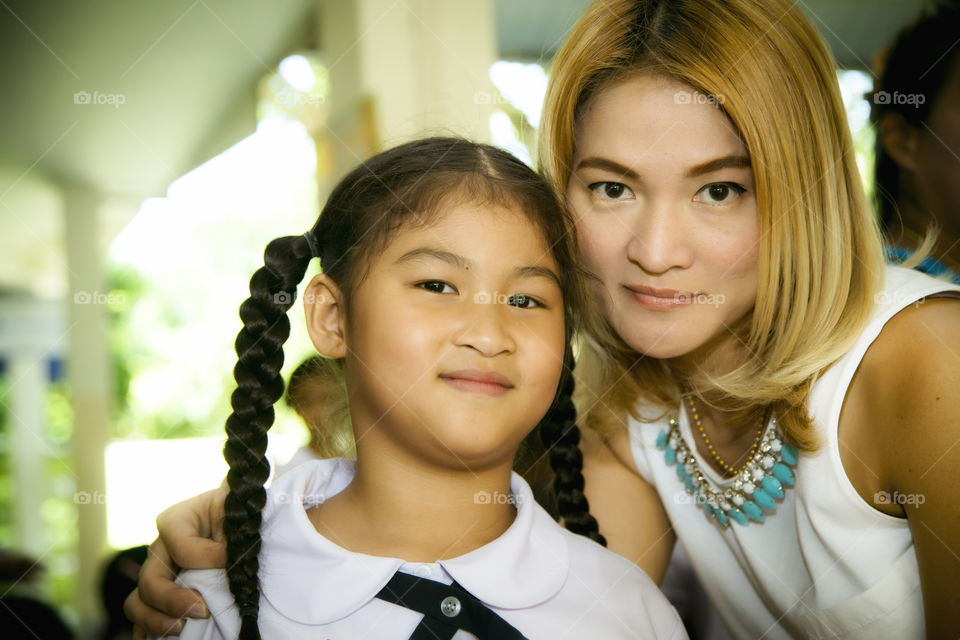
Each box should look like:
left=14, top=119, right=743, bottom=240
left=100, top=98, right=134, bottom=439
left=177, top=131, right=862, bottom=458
left=627, top=266, right=960, bottom=639
left=172, top=458, right=686, bottom=640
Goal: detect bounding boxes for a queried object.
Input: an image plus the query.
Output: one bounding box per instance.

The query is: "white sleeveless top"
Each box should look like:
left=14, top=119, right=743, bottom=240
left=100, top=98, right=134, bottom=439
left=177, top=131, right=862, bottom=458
left=628, top=266, right=960, bottom=639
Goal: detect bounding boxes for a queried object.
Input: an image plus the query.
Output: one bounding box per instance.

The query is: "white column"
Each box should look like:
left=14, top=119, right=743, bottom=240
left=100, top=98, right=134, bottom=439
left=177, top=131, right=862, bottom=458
left=63, top=183, right=111, bottom=624
left=8, top=355, right=49, bottom=560
left=319, top=0, right=498, bottom=174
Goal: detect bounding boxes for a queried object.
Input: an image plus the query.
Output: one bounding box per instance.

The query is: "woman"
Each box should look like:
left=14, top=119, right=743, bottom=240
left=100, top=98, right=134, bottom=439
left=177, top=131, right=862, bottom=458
left=126, top=0, right=960, bottom=637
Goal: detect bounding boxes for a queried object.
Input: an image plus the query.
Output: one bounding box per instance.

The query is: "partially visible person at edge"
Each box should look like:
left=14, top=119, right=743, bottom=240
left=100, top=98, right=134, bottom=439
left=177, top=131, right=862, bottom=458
left=125, top=1, right=960, bottom=638
left=872, top=1, right=960, bottom=283
left=273, top=356, right=353, bottom=476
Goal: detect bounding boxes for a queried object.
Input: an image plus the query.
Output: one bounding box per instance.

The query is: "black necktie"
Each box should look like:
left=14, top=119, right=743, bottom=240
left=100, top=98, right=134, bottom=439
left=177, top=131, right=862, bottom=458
left=374, top=570, right=529, bottom=640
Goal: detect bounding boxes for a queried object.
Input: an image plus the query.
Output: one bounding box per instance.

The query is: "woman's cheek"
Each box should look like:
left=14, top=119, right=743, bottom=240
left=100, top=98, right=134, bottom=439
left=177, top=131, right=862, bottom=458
left=573, top=212, right=610, bottom=275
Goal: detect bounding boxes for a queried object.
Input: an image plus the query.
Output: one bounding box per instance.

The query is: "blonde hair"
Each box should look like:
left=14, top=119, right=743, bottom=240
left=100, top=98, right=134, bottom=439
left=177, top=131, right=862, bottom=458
left=542, top=0, right=886, bottom=449
left=286, top=356, right=355, bottom=459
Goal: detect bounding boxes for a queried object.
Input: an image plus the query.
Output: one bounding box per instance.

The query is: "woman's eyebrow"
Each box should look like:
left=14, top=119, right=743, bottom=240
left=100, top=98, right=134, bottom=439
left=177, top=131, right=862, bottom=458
left=574, top=155, right=751, bottom=181
left=686, top=155, right=751, bottom=178
left=574, top=157, right=640, bottom=181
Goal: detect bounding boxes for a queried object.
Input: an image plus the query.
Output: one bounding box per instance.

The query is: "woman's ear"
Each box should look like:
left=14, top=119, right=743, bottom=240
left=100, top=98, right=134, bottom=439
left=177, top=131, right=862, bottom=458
left=878, top=112, right=920, bottom=172
left=304, top=274, right=347, bottom=358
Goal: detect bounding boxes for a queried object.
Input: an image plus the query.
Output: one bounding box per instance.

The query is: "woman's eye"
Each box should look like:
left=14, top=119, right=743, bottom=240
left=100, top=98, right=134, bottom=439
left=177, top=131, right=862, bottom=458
left=416, top=280, right=456, bottom=294
left=507, top=294, right=543, bottom=309
left=695, top=182, right=746, bottom=204
left=588, top=181, right=634, bottom=200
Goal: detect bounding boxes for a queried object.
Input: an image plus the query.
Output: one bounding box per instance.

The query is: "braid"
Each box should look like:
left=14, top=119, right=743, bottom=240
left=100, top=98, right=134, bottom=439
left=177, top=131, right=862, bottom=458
left=222, top=234, right=313, bottom=640
left=539, top=349, right=607, bottom=546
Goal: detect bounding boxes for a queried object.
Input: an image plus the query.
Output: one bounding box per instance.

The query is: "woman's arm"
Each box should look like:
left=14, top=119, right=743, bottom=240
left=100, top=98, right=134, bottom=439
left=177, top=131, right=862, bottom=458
left=580, top=424, right=676, bottom=584
left=862, top=298, right=960, bottom=638
left=124, top=485, right=228, bottom=638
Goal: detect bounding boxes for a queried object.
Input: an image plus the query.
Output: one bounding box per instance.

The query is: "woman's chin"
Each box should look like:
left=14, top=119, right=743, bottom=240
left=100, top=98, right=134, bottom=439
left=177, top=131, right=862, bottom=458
left=617, top=325, right=705, bottom=360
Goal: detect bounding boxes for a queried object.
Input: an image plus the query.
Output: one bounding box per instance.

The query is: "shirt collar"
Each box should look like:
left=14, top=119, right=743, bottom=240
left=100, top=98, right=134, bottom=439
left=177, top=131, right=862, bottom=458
left=259, top=458, right=568, bottom=625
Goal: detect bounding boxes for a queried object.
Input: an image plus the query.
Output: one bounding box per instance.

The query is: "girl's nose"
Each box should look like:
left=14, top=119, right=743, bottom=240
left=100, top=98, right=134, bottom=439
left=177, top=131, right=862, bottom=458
left=453, top=294, right=518, bottom=357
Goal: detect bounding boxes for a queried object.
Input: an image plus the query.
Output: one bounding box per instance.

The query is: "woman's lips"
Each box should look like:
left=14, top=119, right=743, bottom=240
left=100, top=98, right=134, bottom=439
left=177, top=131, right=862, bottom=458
left=624, top=284, right=697, bottom=311
left=440, top=369, right=514, bottom=396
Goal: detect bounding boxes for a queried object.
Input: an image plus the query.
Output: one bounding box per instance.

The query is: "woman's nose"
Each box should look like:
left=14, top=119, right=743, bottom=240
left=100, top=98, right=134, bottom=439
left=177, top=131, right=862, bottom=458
left=626, top=201, right=694, bottom=274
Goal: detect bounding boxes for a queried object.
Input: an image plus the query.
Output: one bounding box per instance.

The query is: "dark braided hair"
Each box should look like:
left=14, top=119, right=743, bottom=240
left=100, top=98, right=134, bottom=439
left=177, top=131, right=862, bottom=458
left=222, top=234, right=313, bottom=638
left=536, top=350, right=607, bottom=546
left=221, top=137, right=603, bottom=639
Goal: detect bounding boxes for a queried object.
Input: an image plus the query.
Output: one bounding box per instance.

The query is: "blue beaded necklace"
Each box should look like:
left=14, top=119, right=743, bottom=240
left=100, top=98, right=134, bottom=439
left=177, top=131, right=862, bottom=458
left=656, top=402, right=799, bottom=527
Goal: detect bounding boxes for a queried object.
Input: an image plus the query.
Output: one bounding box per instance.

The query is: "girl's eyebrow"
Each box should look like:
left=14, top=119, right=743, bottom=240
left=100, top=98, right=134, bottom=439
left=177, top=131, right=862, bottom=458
left=395, top=247, right=562, bottom=289
left=396, top=247, right=470, bottom=271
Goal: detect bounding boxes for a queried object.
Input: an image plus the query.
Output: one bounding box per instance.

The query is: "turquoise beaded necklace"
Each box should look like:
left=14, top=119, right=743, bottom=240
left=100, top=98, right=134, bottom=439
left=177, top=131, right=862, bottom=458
left=656, top=402, right=799, bottom=527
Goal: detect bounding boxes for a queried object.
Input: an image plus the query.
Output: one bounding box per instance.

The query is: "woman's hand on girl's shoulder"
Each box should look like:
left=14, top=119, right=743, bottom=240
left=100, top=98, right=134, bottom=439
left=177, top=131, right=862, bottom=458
left=580, top=424, right=676, bottom=584
left=124, top=484, right=229, bottom=638
left=860, top=296, right=960, bottom=638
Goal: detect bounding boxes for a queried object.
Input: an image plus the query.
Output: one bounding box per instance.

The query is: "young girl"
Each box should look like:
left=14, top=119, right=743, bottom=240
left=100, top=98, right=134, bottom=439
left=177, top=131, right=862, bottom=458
left=163, top=137, right=684, bottom=639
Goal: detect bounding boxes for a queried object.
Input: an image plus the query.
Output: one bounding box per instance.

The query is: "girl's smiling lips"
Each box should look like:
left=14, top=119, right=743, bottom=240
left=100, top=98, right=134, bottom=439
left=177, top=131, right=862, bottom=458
left=624, top=284, right=697, bottom=311
left=440, top=369, right=515, bottom=396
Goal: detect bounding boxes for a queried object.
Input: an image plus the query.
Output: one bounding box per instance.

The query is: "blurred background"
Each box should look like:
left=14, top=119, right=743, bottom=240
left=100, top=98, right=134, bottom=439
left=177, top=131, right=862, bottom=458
left=0, top=0, right=932, bottom=636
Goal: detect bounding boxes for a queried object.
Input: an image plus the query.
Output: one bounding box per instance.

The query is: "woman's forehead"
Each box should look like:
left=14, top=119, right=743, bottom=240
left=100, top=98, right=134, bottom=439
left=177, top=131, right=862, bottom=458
left=574, top=74, right=749, bottom=173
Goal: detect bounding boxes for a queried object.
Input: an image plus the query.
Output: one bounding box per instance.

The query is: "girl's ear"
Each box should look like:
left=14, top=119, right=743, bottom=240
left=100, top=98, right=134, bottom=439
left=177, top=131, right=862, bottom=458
left=304, top=274, right=347, bottom=358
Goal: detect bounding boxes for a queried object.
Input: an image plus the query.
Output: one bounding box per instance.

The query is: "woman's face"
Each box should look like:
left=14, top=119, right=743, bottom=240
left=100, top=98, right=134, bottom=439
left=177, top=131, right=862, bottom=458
left=567, top=73, right=760, bottom=362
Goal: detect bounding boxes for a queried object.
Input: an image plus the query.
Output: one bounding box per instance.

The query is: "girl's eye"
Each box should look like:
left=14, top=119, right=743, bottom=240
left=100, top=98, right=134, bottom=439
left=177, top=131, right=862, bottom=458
left=588, top=181, right=634, bottom=200
left=416, top=280, right=456, bottom=294
left=695, top=182, right=746, bottom=204
left=507, top=294, right=543, bottom=309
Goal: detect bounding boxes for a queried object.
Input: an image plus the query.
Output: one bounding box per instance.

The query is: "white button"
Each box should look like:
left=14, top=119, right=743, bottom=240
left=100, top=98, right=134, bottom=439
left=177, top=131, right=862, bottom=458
left=440, top=596, right=461, bottom=617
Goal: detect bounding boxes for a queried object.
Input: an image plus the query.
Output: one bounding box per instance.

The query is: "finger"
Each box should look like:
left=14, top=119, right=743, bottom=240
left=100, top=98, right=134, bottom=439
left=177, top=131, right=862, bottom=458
left=157, top=490, right=228, bottom=569
left=166, top=535, right=228, bottom=570
left=139, top=541, right=210, bottom=619
left=124, top=588, right=186, bottom=637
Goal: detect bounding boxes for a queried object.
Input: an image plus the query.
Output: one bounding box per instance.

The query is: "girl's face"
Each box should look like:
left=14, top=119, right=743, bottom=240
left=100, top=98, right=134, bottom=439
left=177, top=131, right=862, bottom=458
left=567, top=73, right=760, bottom=362
left=342, top=201, right=566, bottom=469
